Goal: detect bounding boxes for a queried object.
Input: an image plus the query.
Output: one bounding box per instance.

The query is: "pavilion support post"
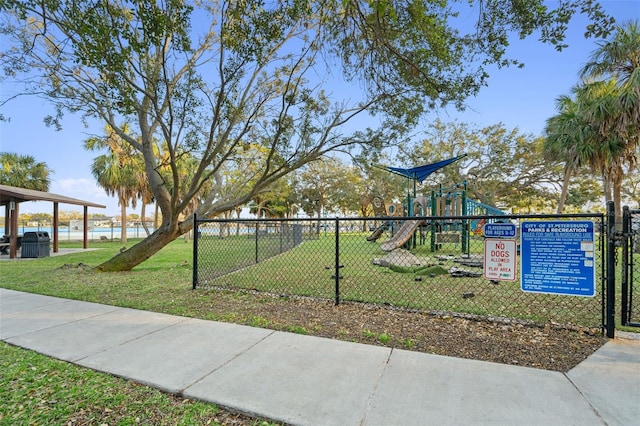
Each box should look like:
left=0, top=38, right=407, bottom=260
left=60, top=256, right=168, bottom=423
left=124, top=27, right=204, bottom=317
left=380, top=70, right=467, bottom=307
left=3, top=204, right=9, bottom=236
left=83, top=206, right=89, bottom=249
left=53, top=202, right=59, bottom=253
left=9, top=202, right=18, bottom=259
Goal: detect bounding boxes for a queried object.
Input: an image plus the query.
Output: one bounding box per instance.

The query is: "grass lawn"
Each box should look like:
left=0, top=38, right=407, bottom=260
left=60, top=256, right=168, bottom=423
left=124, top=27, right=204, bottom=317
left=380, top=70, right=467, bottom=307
left=0, top=341, right=266, bottom=425
left=0, top=234, right=636, bottom=424
left=1, top=233, right=629, bottom=329
left=0, top=239, right=277, bottom=425
left=197, top=232, right=606, bottom=327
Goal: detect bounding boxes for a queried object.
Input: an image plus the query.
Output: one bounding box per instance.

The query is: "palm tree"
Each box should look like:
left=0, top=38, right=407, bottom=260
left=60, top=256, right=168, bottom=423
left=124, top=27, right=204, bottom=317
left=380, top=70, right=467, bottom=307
left=543, top=95, right=594, bottom=213
left=0, top=152, right=52, bottom=239
left=136, top=171, right=155, bottom=236
left=579, top=80, right=636, bottom=217
left=580, top=20, right=640, bottom=219
left=546, top=21, right=640, bottom=219
left=132, top=144, right=157, bottom=237
left=545, top=81, right=631, bottom=215
left=581, top=20, right=640, bottom=94
left=0, top=152, right=51, bottom=191
left=84, top=126, right=141, bottom=244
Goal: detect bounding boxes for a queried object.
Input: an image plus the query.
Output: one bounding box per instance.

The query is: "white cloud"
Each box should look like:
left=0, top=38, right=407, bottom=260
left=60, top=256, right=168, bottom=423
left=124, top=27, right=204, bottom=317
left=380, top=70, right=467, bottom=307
left=18, top=178, right=121, bottom=216
left=52, top=178, right=108, bottom=201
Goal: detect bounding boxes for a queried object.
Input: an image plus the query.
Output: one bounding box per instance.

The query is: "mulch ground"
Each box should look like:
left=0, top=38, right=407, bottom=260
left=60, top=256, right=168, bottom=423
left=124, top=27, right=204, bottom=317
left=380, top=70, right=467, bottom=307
left=198, top=291, right=607, bottom=372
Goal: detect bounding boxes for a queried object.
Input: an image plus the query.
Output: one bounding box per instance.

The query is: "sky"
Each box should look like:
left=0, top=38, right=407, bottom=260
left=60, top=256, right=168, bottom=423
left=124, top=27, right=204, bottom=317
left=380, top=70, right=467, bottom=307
left=1, top=0, right=638, bottom=217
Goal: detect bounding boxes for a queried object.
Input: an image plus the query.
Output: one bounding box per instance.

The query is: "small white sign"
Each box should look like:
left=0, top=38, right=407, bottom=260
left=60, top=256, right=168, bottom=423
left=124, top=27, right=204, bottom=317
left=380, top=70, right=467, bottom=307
left=483, top=239, right=517, bottom=281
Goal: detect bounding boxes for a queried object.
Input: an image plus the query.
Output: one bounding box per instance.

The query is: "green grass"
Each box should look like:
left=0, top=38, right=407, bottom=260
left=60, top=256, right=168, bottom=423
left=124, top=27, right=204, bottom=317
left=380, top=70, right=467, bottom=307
left=197, top=233, right=607, bottom=327
left=0, top=341, right=274, bottom=425
left=1, top=234, right=634, bottom=329
left=362, top=330, right=376, bottom=339
left=377, top=333, right=392, bottom=345
left=403, top=338, right=416, bottom=350
left=0, top=234, right=637, bottom=422
left=0, top=240, right=279, bottom=425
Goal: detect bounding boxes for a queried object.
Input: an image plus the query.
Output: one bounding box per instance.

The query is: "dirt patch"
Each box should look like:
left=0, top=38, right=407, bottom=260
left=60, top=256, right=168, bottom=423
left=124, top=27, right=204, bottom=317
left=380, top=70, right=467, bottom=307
left=373, top=248, right=426, bottom=267
left=199, top=290, right=606, bottom=373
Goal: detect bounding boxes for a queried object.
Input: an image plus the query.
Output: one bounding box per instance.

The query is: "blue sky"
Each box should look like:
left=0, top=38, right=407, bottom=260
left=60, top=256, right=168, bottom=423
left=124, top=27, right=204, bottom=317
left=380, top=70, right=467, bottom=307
left=1, top=0, right=638, bottom=217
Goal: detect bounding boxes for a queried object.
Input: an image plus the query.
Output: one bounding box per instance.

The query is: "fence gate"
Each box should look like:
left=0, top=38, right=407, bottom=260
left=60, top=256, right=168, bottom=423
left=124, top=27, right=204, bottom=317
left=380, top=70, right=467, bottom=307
left=621, top=206, right=640, bottom=327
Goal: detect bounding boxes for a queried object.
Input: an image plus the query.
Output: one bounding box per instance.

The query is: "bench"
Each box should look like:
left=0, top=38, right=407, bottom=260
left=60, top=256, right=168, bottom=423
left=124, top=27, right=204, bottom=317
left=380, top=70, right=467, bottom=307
left=0, top=242, right=10, bottom=255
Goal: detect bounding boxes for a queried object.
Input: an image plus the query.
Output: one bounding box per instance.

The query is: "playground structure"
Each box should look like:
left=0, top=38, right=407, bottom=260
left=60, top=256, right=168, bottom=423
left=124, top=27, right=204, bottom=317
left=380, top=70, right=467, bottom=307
left=368, top=156, right=507, bottom=253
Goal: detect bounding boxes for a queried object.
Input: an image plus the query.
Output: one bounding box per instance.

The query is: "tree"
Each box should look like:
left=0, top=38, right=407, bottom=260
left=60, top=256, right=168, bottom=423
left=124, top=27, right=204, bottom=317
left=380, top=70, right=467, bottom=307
left=331, top=164, right=367, bottom=216
left=297, top=158, right=345, bottom=232
left=579, top=20, right=640, bottom=220
left=84, top=126, right=143, bottom=244
left=353, top=154, right=408, bottom=217
left=563, top=172, right=602, bottom=211
left=134, top=154, right=155, bottom=237
left=248, top=177, right=294, bottom=219
left=403, top=120, right=564, bottom=212
left=544, top=93, right=594, bottom=213
left=0, top=1, right=615, bottom=271
left=0, top=152, right=52, bottom=240
left=0, top=152, right=51, bottom=191
left=546, top=80, right=637, bottom=220
left=19, top=212, right=53, bottom=225
left=622, top=169, right=640, bottom=208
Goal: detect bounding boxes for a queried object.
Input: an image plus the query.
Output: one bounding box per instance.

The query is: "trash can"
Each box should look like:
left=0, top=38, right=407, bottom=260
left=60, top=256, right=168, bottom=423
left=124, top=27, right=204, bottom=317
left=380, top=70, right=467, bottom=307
left=21, top=232, right=51, bottom=258
left=293, top=224, right=303, bottom=247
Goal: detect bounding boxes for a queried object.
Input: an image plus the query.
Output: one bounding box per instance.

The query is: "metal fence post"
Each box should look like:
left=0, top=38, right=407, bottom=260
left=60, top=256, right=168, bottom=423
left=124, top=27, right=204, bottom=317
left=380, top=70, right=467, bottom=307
left=621, top=206, right=630, bottom=325
left=192, top=213, right=198, bottom=290
left=255, top=222, right=259, bottom=264
left=606, top=201, right=616, bottom=338
left=280, top=222, right=284, bottom=254
left=334, top=217, right=341, bottom=305
left=461, top=186, right=468, bottom=255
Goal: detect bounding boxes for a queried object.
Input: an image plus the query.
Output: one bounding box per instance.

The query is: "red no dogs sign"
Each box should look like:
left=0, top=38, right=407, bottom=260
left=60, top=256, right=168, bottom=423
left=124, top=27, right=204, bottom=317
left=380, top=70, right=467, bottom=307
left=483, top=239, right=517, bottom=281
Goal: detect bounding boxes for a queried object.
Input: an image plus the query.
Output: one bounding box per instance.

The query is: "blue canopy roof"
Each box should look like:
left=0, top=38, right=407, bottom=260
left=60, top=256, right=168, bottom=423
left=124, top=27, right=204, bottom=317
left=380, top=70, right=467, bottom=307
left=385, top=155, right=466, bottom=183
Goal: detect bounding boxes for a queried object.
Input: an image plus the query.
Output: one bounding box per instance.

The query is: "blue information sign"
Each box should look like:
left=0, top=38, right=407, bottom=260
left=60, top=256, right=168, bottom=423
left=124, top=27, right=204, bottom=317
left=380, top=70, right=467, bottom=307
left=520, top=221, right=595, bottom=297
left=484, top=223, right=516, bottom=238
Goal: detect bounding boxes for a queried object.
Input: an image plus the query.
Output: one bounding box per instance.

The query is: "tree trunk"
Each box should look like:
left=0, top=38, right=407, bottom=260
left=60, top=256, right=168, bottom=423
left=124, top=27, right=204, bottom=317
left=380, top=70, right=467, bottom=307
left=602, top=173, right=613, bottom=203
left=235, top=207, right=242, bottom=236
left=316, top=204, right=322, bottom=234
left=95, top=224, right=182, bottom=271
left=556, top=164, right=572, bottom=214
left=120, top=201, right=127, bottom=245
left=154, top=203, right=159, bottom=230
left=140, top=203, right=151, bottom=236
left=613, top=167, right=624, bottom=230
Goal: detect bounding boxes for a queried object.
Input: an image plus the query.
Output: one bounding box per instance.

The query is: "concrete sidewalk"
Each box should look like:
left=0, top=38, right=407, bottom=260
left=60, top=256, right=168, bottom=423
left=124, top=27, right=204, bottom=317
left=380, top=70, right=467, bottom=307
left=0, top=247, right=98, bottom=260
left=1, top=288, right=638, bottom=425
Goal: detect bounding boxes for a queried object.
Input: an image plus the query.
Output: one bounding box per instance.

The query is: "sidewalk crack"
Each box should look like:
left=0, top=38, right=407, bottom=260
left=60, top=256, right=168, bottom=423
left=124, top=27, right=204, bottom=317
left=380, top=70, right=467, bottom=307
left=359, top=347, right=394, bottom=425
left=180, top=329, right=277, bottom=394
left=563, top=372, right=607, bottom=424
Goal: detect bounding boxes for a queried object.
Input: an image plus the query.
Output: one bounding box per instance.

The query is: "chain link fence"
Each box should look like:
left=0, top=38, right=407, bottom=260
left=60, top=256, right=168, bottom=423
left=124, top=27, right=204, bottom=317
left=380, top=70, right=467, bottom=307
left=194, top=213, right=606, bottom=330
left=622, top=207, right=640, bottom=326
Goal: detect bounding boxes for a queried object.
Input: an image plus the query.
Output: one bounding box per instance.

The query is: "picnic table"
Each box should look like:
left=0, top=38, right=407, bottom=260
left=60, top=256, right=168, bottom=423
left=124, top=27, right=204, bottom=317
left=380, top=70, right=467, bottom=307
left=0, top=235, right=22, bottom=255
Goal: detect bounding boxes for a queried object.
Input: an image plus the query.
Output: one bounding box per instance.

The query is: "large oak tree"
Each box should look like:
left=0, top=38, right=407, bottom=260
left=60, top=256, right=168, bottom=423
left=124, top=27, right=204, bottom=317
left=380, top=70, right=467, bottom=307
left=401, top=120, right=568, bottom=212
left=0, top=0, right=614, bottom=270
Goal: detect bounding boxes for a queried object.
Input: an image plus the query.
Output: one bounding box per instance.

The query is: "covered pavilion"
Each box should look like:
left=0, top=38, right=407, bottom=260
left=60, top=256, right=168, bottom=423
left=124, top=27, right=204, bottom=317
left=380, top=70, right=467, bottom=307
left=0, top=184, right=106, bottom=259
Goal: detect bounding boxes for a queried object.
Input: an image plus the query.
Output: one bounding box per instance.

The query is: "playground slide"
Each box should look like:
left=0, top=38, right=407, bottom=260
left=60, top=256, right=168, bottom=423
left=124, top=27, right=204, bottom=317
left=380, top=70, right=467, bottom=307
left=366, top=222, right=389, bottom=241
left=380, top=219, right=423, bottom=252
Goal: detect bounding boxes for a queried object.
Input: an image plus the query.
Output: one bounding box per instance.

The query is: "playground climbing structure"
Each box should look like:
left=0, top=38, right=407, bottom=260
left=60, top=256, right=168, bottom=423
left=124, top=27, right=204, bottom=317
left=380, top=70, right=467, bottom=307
left=367, top=156, right=507, bottom=253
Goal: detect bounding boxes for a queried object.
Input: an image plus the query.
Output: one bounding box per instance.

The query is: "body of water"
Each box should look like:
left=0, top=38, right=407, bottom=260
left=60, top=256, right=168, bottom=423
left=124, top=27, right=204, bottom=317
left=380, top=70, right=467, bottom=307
left=14, top=225, right=155, bottom=241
